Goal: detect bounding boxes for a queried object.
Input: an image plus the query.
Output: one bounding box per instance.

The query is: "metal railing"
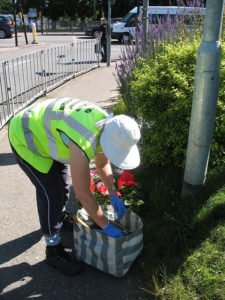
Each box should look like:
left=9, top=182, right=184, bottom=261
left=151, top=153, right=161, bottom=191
left=16, top=18, right=100, bottom=33
left=0, top=39, right=100, bottom=129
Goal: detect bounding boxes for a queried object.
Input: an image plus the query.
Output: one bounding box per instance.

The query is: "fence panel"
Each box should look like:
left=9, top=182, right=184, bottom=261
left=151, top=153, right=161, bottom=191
left=0, top=39, right=100, bottom=129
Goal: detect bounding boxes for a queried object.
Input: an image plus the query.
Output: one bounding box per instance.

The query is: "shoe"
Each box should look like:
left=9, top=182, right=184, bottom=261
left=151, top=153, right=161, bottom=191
left=45, top=243, right=83, bottom=276
left=100, top=59, right=106, bottom=62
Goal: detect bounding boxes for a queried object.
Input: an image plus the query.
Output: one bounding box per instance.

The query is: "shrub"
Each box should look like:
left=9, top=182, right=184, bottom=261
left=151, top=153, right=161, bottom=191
left=131, top=38, right=199, bottom=167
left=115, top=35, right=225, bottom=168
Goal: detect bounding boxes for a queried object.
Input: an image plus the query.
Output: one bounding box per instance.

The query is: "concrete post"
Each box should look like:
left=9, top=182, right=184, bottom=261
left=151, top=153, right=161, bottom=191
left=142, top=0, right=149, bottom=53
left=182, top=0, right=224, bottom=198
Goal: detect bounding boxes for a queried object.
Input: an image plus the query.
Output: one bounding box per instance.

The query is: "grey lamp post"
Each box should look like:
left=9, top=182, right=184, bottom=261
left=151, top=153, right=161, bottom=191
left=182, top=0, right=225, bottom=198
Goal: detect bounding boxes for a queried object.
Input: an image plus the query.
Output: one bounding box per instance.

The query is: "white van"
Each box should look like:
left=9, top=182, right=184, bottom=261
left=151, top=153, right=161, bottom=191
left=112, top=6, right=205, bottom=43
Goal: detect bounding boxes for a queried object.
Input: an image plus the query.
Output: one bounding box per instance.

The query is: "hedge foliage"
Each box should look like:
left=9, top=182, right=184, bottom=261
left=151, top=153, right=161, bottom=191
left=114, top=35, right=225, bottom=168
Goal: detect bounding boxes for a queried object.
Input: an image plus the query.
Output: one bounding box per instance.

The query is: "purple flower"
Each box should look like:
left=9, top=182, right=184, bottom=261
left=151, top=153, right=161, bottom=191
left=115, top=0, right=205, bottom=101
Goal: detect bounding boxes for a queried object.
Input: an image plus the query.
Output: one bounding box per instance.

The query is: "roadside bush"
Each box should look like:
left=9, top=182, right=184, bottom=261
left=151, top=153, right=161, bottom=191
left=130, top=38, right=198, bottom=167
left=115, top=35, right=225, bottom=168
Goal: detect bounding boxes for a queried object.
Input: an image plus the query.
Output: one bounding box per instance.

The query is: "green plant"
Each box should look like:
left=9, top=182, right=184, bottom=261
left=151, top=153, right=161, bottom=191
left=115, top=35, right=225, bottom=169
left=116, top=170, right=144, bottom=213
left=131, top=39, right=198, bottom=168
left=89, top=169, right=144, bottom=213
left=112, top=96, right=129, bottom=116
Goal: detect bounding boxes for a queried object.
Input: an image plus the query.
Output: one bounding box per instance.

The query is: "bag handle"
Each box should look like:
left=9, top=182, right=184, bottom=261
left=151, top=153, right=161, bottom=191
left=72, top=215, right=90, bottom=228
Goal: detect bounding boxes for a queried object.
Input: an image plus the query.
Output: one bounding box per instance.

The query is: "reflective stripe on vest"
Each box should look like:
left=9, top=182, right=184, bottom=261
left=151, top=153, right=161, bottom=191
left=21, top=98, right=106, bottom=163
left=22, top=103, right=45, bottom=157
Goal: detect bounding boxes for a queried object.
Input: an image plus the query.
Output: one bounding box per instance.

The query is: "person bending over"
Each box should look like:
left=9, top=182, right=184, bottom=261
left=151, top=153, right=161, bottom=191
left=8, top=97, right=141, bottom=276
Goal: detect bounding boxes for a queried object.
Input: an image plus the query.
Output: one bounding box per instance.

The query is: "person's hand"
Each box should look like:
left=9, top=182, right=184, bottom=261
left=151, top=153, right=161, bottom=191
left=110, top=195, right=126, bottom=219
left=102, top=223, right=123, bottom=238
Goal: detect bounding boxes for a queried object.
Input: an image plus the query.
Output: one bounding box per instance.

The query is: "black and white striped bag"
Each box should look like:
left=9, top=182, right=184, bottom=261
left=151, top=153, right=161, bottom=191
left=73, top=205, right=143, bottom=277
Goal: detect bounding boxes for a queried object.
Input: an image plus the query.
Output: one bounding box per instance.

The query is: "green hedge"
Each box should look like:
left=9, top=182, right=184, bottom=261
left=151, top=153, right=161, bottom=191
left=115, top=36, right=225, bottom=168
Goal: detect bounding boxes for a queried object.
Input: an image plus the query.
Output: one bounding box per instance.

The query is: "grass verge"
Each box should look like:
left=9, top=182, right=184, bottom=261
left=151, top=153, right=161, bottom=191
left=132, top=164, right=225, bottom=300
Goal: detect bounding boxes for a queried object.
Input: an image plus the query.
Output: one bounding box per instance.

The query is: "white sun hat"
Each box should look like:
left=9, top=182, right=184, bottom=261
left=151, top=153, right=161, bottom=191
left=98, top=115, right=141, bottom=170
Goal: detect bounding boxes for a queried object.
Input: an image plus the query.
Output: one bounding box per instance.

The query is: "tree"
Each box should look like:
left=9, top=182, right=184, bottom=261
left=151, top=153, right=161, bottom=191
left=64, top=0, right=76, bottom=19
left=0, top=0, right=13, bottom=14
left=111, top=0, right=136, bottom=18
left=74, top=0, right=94, bottom=20
left=42, top=0, right=94, bottom=21
left=44, top=0, right=66, bottom=20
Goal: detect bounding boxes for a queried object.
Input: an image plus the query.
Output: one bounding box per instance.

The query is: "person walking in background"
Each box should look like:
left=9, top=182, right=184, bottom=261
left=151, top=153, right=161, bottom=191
left=99, top=17, right=108, bottom=62
left=8, top=97, right=141, bottom=276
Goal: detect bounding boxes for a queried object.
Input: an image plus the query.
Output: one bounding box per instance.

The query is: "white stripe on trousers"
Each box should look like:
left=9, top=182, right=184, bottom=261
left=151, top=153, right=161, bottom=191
left=19, top=157, right=52, bottom=235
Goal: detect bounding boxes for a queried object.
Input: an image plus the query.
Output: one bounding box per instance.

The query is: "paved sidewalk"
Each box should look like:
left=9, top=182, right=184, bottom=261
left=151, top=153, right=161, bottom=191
left=0, top=61, right=144, bottom=299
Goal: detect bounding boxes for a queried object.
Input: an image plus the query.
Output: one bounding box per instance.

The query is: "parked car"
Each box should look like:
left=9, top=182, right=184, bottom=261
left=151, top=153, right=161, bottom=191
left=0, top=14, right=14, bottom=38
left=85, top=18, right=123, bottom=38
left=85, top=24, right=101, bottom=38
left=111, top=17, right=123, bottom=24
left=0, top=14, right=14, bottom=39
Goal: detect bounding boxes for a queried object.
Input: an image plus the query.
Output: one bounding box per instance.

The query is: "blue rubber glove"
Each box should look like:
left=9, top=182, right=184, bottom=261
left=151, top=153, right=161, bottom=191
left=102, top=223, right=123, bottom=238
left=110, top=195, right=126, bottom=219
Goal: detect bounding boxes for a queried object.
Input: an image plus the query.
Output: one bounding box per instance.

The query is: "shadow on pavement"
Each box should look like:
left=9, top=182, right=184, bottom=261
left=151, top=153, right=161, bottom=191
left=0, top=228, right=131, bottom=300
left=0, top=229, right=42, bottom=265
left=0, top=260, right=131, bottom=300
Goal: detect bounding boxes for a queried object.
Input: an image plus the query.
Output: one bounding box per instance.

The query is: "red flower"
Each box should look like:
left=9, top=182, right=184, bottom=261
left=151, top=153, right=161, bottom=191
left=90, top=185, right=95, bottom=192
left=120, top=171, right=134, bottom=181
left=96, top=182, right=108, bottom=196
left=90, top=178, right=95, bottom=192
left=97, top=185, right=108, bottom=195
left=117, top=171, right=138, bottom=188
left=126, top=180, right=138, bottom=187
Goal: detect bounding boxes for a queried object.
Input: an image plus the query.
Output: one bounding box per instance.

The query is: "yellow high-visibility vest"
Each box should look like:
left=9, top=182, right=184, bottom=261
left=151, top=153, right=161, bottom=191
left=9, top=98, right=108, bottom=173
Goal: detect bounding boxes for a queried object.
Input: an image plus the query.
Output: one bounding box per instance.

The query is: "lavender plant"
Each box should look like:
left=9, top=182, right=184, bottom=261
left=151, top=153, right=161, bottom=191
left=115, top=0, right=205, bottom=112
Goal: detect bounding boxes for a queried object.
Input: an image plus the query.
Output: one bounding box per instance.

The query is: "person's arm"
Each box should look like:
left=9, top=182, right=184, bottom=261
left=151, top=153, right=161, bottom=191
left=94, top=152, right=117, bottom=195
left=95, top=152, right=126, bottom=219
left=69, top=141, right=108, bottom=228
left=98, top=31, right=103, bottom=40
left=98, top=24, right=103, bottom=40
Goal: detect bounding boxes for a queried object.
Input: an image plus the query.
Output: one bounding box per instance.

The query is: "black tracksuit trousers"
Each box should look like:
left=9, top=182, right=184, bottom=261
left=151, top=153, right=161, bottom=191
left=10, top=143, right=70, bottom=235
